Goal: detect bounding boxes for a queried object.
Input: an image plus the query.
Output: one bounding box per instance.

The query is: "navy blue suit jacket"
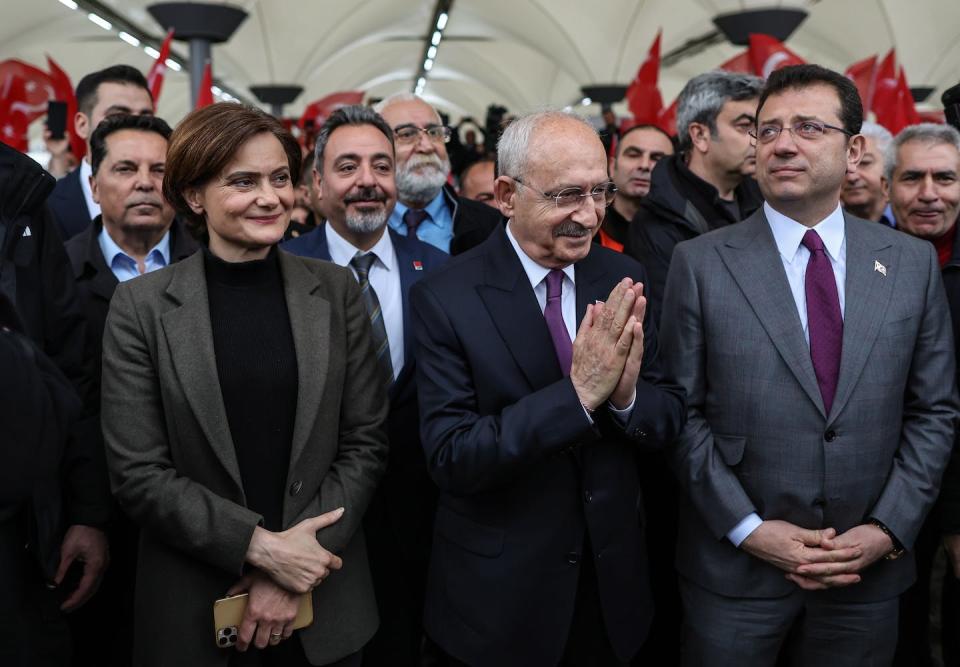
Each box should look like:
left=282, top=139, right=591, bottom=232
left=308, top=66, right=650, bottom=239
left=410, top=226, right=686, bottom=666
left=48, top=168, right=93, bottom=241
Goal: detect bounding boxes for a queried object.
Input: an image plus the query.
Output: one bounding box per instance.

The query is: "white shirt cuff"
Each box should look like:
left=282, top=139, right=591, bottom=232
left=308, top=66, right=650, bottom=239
left=606, top=395, right=636, bottom=424
left=727, top=513, right=762, bottom=547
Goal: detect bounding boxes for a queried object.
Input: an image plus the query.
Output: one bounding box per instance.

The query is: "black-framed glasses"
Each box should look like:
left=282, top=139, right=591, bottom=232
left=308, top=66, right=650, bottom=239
left=392, top=124, right=452, bottom=144
left=749, top=120, right=853, bottom=144
left=510, top=176, right=617, bottom=209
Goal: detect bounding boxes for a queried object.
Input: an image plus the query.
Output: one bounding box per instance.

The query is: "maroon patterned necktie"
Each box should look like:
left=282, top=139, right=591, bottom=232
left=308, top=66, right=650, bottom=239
left=403, top=208, right=429, bottom=238
left=801, top=229, right=842, bottom=414
left=544, top=269, right=572, bottom=375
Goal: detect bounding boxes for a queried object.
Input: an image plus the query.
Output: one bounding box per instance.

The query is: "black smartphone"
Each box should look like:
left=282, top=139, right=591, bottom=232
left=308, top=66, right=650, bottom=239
left=47, top=101, right=67, bottom=140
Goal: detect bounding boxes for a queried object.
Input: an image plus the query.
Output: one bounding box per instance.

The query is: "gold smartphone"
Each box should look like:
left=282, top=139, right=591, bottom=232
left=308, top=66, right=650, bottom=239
left=213, top=592, right=314, bottom=648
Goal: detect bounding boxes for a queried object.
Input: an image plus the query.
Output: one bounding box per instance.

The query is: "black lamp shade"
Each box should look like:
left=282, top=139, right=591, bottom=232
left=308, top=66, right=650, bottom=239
left=580, top=85, right=628, bottom=105
left=148, top=2, right=248, bottom=42
left=250, top=85, right=304, bottom=106
left=713, top=8, right=808, bottom=46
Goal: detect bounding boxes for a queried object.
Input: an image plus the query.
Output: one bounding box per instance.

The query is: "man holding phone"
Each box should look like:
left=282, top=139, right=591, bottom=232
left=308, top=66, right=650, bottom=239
left=46, top=65, right=153, bottom=240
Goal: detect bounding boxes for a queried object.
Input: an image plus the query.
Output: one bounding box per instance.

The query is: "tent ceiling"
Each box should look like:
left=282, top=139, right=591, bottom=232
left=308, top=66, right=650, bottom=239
left=2, top=0, right=958, bottom=126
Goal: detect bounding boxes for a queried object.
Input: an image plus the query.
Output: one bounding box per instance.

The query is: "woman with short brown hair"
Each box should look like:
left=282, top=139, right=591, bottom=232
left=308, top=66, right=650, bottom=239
left=102, top=103, right=388, bottom=666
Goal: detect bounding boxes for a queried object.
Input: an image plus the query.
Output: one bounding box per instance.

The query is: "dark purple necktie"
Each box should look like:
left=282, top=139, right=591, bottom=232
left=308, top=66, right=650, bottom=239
left=544, top=269, right=572, bottom=376
left=801, top=229, right=842, bottom=414
left=403, top=208, right=429, bottom=238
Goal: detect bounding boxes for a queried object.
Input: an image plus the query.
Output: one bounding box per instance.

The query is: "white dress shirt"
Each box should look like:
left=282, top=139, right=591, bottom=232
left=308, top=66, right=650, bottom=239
left=80, top=159, right=101, bottom=220
left=727, top=202, right=848, bottom=547
left=325, top=224, right=405, bottom=377
left=505, top=222, right=634, bottom=421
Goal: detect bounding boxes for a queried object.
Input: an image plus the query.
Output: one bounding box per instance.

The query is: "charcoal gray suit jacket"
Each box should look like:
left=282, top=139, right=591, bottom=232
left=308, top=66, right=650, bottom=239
left=661, top=208, right=959, bottom=602
left=101, top=250, right=388, bottom=666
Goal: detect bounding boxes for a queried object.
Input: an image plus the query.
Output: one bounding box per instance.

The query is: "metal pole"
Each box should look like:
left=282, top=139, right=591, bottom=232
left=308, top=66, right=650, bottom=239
left=189, top=38, right=211, bottom=108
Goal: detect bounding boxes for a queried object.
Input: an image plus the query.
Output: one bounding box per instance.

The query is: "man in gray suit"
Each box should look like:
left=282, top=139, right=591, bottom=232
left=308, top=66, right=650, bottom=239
left=661, top=64, right=959, bottom=665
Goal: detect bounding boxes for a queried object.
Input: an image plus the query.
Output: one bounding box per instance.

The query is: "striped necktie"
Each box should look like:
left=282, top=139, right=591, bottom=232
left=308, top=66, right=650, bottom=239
left=350, top=252, right=393, bottom=384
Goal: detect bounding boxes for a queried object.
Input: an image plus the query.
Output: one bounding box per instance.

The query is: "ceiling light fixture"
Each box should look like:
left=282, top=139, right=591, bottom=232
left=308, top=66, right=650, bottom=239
left=87, top=12, right=112, bottom=30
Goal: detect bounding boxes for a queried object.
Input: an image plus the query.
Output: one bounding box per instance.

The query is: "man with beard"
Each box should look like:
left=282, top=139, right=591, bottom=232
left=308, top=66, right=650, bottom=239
left=842, top=121, right=895, bottom=226
left=411, top=110, right=685, bottom=666
left=624, top=71, right=763, bottom=324
left=374, top=94, right=502, bottom=255
left=63, top=113, right=195, bottom=666
left=282, top=105, right=447, bottom=666
left=883, top=122, right=960, bottom=666
left=598, top=124, right=675, bottom=252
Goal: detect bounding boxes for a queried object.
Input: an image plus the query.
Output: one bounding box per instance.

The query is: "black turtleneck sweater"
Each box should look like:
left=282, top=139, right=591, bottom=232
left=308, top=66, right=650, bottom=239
left=203, top=246, right=297, bottom=532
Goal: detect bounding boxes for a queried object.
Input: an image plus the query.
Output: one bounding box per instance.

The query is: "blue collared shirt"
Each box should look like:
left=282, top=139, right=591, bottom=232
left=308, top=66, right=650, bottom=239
left=388, top=190, right=454, bottom=253
left=727, top=201, right=848, bottom=548
left=98, top=224, right=171, bottom=282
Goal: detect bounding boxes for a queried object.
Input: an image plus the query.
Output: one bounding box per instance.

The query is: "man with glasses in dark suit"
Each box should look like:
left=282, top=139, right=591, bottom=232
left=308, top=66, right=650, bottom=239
left=411, top=109, right=685, bottom=666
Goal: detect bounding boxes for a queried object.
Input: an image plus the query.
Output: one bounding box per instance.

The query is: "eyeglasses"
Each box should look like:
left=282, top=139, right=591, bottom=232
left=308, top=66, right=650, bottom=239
left=749, top=120, right=853, bottom=144
left=392, top=124, right=452, bottom=145
left=511, top=176, right=617, bottom=209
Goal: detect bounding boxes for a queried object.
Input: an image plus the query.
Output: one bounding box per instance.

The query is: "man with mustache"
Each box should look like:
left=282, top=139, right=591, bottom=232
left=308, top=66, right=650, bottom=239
left=841, top=121, right=895, bottom=226
left=374, top=94, right=502, bottom=255
left=598, top=124, right=675, bottom=252
left=282, top=105, right=447, bottom=666
left=63, top=113, right=196, bottom=666
left=411, top=110, right=685, bottom=666
left=882, top=122, right=960, bottom=665
left=660, top=65, right=957, bottom=666
left=624, top=71, right=763, bottom=324
left=47, top=65, right=155, bottom=241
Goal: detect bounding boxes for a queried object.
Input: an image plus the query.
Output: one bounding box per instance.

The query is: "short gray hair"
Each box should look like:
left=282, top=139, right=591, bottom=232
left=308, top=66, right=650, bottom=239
left=496, top=110, right=597, bottom=181
left=373, top=92, right=439, bottom=120
left=884, top=122, right=960, bottom=181
left=675, top=70, right=763, bottom=151
left=313, top=104, right=394, bottom=174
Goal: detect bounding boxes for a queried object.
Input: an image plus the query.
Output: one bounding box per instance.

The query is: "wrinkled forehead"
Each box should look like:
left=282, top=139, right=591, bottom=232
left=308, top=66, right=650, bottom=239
left=896, top=139, right=960, bottom=172
left=380, top=99, right=441, bottom=127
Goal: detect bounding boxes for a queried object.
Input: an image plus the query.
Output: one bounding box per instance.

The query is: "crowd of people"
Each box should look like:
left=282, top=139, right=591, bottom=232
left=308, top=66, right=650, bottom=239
left=2, top=57, right=960, bottom=667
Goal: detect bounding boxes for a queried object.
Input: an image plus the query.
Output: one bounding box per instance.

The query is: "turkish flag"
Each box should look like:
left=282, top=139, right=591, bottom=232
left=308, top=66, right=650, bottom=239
left=298, top=91, right=365, bottom=130
left=195, top=61, right=214, bottom=109
left=871, top=49, right=898, bottom=123
left=844, top=55, right=878, bottom=113
left=657, top=98, right=678, bottom=136
left=0, top=59, right=56, bottom=152
left=0, top=76, right=32, bottom=151
left=146, top=30, right=175, bottom=103
left=625, top=30, right=664, bottom=125
left=720, top=50, right=754, bottom=74
left=748, top=34, right=805, bottom=79
left=879, top=68, right=921, bottom=134
left=46, top=55, right=84, bottom=160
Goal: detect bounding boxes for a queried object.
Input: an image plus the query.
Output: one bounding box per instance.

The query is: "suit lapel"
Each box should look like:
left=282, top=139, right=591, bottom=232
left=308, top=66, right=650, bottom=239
left=82, top=222, right=118, bottom=303
left=574, top=245, right=614, bottom=327
left=160, top=252, right=244, bottom=490
left=390, top=228, right=427, bottom=381
left=476, top=228, right=563, bottom=389
left=278, top=251, right=331, bottom=475
left=716, top=212, right=826, bottom=417
left=828, top=216, right=898, bottom=422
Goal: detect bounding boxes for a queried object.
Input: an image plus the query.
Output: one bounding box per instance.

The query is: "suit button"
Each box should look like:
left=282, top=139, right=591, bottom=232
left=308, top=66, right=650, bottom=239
left=289, top=480, right=303, bottom=496
left=824, top=430, right=837, bottom=442
left=633, top=429, right=648, bottom=439
left=566, top=552, right=580, bottom=565
left=813, top=498, right=826, bottom=508
left=584, top=490, right=593, bottom=503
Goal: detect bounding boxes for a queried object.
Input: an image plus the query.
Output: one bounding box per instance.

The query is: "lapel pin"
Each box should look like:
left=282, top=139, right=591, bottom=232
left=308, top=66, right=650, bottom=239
left=874, top=260, right=887, bottom=276
left=412, top=260, right=423, bottom=271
